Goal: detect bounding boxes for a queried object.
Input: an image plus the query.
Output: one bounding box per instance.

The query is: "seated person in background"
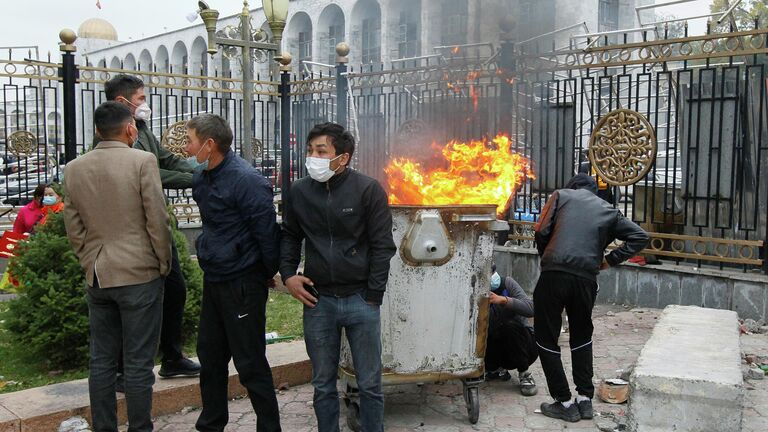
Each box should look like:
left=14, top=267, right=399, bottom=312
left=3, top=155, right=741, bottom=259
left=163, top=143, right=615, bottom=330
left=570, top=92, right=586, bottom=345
left=13, top=184, right=47, bottom=234
left=485, top=264, right=538, bottom=396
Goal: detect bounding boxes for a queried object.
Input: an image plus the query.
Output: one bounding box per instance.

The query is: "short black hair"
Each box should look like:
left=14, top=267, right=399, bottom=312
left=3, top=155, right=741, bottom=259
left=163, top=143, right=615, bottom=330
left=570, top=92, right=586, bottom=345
left=187, top=114, right=233, bottom=152
left=306, top=122, right=355, bottom=159
left=94, top=101, right=133, bottom=140
left=565, top=173, right=598, bottom=195
left=105, top=74, right=144, bottom=101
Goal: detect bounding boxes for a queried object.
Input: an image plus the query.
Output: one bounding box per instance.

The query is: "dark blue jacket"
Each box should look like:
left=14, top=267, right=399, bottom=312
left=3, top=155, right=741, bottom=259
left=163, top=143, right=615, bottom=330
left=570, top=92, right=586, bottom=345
left=193, top=150, right=281, bottom=282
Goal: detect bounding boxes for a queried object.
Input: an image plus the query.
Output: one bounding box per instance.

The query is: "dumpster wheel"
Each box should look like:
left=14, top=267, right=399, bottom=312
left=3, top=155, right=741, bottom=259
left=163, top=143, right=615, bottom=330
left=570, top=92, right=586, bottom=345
left=462, top=380, right=481, bottom=424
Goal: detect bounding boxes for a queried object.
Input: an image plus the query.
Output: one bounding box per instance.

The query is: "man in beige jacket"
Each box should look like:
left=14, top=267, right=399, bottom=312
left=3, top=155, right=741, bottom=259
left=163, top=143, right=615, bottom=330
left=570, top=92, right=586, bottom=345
left=64, top=101, right=171, bottom=432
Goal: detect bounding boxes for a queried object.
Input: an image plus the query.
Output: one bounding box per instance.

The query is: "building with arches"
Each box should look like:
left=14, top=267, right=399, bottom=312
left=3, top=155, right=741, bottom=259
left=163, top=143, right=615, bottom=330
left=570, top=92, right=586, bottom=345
left=76, top=0, right=653, bottom=77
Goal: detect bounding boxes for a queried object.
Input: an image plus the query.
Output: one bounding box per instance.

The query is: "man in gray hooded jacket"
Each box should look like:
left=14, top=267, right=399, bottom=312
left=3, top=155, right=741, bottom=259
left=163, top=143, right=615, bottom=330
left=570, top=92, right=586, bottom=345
left=533, top=173, right=648, bottom=423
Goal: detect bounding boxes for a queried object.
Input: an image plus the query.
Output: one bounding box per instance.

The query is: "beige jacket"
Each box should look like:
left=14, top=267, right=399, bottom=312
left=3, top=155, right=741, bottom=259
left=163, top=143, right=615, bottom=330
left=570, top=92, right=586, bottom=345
left=63, top=141, right=171, bottom=288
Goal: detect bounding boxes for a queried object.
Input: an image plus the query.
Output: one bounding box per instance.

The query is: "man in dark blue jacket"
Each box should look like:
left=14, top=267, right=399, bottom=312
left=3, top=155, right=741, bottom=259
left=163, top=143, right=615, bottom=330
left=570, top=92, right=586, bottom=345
left=184, top=114, right=282, bottom=432
left=280, top=122, right=396, bottom=432
left=533, top=174, right=648, bottom=423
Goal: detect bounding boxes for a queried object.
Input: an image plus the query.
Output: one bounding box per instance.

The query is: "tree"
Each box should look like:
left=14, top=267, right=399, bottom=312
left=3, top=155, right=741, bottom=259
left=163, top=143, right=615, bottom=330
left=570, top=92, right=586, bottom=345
left=655, top=14, right=688, bottom=39
left=710, top=0, right=768, bottom=32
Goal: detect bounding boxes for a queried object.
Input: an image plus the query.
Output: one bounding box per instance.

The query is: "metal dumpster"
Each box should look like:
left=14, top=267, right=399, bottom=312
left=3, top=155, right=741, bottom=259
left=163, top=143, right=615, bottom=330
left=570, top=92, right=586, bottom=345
left=340, top=204, right=507, bottom=429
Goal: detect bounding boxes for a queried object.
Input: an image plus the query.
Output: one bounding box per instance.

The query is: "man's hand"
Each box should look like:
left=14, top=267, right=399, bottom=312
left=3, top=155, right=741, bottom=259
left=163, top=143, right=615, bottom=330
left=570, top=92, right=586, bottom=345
left=285, top=275, right=318, bottom=307
left=489, top=292, right=508, bottom=305
left=600, top=258, right=610, bottom=270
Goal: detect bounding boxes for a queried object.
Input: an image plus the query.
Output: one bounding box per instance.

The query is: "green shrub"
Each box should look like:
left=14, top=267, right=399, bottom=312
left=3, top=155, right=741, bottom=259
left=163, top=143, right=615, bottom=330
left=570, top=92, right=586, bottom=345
left=4, top=212, right=89, bottom=369
left=4, top=210, right=203, bottom=370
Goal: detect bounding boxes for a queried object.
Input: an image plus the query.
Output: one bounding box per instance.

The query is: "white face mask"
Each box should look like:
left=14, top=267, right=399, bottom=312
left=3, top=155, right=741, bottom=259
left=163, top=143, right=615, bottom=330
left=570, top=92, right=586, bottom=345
left=122, top=98, right=152, bottom=122
left=133, top=103, right=152, bottom=121
left=306, top=155, right=343, bottom=183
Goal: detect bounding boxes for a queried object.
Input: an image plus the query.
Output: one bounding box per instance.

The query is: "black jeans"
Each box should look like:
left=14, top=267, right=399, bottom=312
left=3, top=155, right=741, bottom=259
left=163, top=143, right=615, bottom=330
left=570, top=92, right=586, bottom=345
left=533, top=271, right=598, bottom=402
left=87, top=277, right=164, bottom=432
left=117, top=241, right=186, bottom=374
left=195, top=271, right=281, bottom=432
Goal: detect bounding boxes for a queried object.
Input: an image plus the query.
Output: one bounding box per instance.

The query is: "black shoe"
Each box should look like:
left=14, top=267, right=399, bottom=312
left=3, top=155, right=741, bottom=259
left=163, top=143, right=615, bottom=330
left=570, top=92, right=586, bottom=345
left=540, top=401, right=580, bottom=423
left=484, top=368, right=512, bottom=382
left=159, top=357, right=201, bottom=378
left=115, top=373, right=125, bottom=393
left=577, top=398, right=593, bottom=419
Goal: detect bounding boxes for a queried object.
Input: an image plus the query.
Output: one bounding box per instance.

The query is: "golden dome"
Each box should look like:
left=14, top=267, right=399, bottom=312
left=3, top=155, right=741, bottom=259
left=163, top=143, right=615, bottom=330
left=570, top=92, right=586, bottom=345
left=78, top=18, right=118, bottom=41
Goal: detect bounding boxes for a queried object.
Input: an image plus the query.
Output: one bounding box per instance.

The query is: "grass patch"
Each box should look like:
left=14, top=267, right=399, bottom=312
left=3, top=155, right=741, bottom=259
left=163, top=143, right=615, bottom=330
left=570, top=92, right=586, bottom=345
left=0, top=290, right=303, bottom=394
left=266, top=291, right=304, bottom=339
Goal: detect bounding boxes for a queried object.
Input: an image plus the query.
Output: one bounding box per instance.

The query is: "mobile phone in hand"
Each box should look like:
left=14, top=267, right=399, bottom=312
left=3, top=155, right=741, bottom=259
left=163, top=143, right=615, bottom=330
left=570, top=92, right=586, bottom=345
left=304, top=284, right=319, bottom=301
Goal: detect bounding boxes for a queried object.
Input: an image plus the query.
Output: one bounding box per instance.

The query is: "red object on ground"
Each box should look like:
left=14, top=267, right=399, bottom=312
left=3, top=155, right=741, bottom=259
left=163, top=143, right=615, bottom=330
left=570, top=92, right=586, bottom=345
left=0, top=230, right=28, bottom=259
left=628, top=255, right=647, bottom=266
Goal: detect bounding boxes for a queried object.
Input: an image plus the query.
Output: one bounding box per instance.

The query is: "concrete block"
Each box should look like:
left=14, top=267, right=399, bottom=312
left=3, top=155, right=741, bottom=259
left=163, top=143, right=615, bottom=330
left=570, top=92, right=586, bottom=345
left=628, top=306, right=743, bottom=432
left=635, top=271, right=659, bottom=308
left=657, top=272, right=681, bottom=308
left=701, top=277, right=731, bottom=310
left=732, top=281, right=766, bottom=321
left=616, top=268, right=638, bottom=306
left=596, top=269, right=618, bottom=304
left=493, top=248, right=539, bottom=295
left=680, top=276, right=704, bottom=306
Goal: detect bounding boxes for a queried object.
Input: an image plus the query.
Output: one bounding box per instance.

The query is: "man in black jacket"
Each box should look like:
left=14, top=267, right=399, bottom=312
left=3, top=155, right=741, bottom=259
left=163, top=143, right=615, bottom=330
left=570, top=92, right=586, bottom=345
left=533, top=173, right=648, bottom=423
left=280, top=122, right=396, bottom=432
left=184, top=114, right=282, bottom=432
left=103, top=75, right=200, bottom=380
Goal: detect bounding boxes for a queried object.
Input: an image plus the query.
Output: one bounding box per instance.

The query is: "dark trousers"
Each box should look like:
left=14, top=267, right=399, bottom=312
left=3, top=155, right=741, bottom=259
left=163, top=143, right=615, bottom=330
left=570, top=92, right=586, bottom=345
left=160, top=241, right=186, bottom=362
left=117, top=241, right=186, bottom=374
left=87, top=278, right=164, bottom=432
left=195, top=272, right=281, bottom=432
left=485, top=317, right=537, bottom=373
left=533, top=271, right=598, bottom=402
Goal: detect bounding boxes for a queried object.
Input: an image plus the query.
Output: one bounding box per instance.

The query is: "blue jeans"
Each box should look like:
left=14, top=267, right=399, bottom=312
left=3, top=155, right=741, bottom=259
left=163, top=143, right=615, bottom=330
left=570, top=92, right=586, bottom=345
left=303, top=292, right=383, bottom=432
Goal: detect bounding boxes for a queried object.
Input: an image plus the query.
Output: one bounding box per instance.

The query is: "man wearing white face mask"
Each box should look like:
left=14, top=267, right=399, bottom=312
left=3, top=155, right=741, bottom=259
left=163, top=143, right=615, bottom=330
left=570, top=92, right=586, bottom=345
left=280, top=122, right=396, bottom=432
left=100, top=75, right=201, bottom=383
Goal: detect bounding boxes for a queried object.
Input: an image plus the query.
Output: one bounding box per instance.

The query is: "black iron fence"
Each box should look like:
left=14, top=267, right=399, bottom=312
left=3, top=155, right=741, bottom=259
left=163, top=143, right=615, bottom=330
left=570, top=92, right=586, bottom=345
left=2, top=24, right=768, bottom=270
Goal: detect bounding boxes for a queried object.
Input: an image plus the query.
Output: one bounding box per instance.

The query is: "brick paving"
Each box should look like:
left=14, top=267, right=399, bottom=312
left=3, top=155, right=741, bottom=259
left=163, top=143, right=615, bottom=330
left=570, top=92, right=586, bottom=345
left=150, top=305, right=768, bottom=431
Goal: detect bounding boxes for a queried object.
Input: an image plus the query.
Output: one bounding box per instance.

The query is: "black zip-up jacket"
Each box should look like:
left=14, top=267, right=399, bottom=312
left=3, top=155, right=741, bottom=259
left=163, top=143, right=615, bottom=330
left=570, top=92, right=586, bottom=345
left=279, top=168, right=396, bottom=305
left=534, top=187, right=649, bottom=281
left=193, top=150, right=281, bottom=282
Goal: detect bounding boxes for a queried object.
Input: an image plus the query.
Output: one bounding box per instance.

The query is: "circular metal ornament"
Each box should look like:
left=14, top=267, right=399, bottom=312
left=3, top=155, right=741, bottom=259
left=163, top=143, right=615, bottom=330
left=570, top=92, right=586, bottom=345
left=252, top=138, right=263, bottom=159
left=588, top=108, right=657, bottom=186
left=161, top=121, right=189, bottom=157
left=8, top=130, right=38, bottom=156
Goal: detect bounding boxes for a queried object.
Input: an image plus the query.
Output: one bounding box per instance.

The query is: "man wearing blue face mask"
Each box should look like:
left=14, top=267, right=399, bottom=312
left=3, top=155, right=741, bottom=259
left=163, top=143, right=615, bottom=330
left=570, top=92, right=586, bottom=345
left=100, top=75, right=200, bottom=383
left=184, top=114, right=282, bottom=432
left=486, top=264, right=538, bottom=396
left=280, top=122, right=396, bottom=432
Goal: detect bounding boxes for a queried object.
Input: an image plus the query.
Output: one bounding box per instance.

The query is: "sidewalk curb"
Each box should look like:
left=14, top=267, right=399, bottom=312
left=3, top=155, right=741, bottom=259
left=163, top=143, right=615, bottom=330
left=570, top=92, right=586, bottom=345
left=0, top=340, right=310, bottom=431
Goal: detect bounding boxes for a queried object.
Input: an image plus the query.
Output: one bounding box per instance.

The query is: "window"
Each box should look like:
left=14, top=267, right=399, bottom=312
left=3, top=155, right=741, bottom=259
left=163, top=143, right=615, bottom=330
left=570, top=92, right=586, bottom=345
left=327, top=23, right=343, bottom=65
left=441, top=0, right=468, bottom=46
left=397, top=11, right=419, bottom=59
left=599, top=0, right=619, bottom=33
left=362, top=17, right=381, bottom=64
left=298, top=30, right=312, bottom=64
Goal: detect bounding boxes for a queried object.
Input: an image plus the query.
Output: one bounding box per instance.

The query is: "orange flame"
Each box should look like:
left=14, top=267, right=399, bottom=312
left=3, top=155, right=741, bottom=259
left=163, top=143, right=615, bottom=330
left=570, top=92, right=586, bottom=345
left=385, top=134, right=536, bottom=215
left=467, top=71, right=480, bottom=113
left=452, top=46, right=461, bottom=54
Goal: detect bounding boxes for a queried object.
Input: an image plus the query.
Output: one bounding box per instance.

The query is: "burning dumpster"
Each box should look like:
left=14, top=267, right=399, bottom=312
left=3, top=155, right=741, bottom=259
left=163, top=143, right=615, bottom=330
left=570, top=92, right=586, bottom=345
left=340, top=204, right=507, bottom=427
left=340, top=134, right=533, bottom=428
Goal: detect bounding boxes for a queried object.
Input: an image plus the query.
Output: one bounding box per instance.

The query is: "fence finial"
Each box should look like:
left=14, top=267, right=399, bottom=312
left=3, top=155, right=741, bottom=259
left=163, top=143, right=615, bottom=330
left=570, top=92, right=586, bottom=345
left=336, top=42, right=350, bottom=64
left=59, top=29, right=77, bottom=52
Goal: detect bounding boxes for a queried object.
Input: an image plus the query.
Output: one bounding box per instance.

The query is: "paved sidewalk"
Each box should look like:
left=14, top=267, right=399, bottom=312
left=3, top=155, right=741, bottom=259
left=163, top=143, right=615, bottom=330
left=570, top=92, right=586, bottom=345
left=151, top=306, right=768, bottom=432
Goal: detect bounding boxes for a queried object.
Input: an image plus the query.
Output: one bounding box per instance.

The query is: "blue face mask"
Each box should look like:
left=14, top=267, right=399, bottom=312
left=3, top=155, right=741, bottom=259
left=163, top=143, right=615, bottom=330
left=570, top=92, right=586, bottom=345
left=187, top=156, right=208, bottom=171
left=490, top=272, right=501, bottom=290
left=42, top=196, right=57, bottom=206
